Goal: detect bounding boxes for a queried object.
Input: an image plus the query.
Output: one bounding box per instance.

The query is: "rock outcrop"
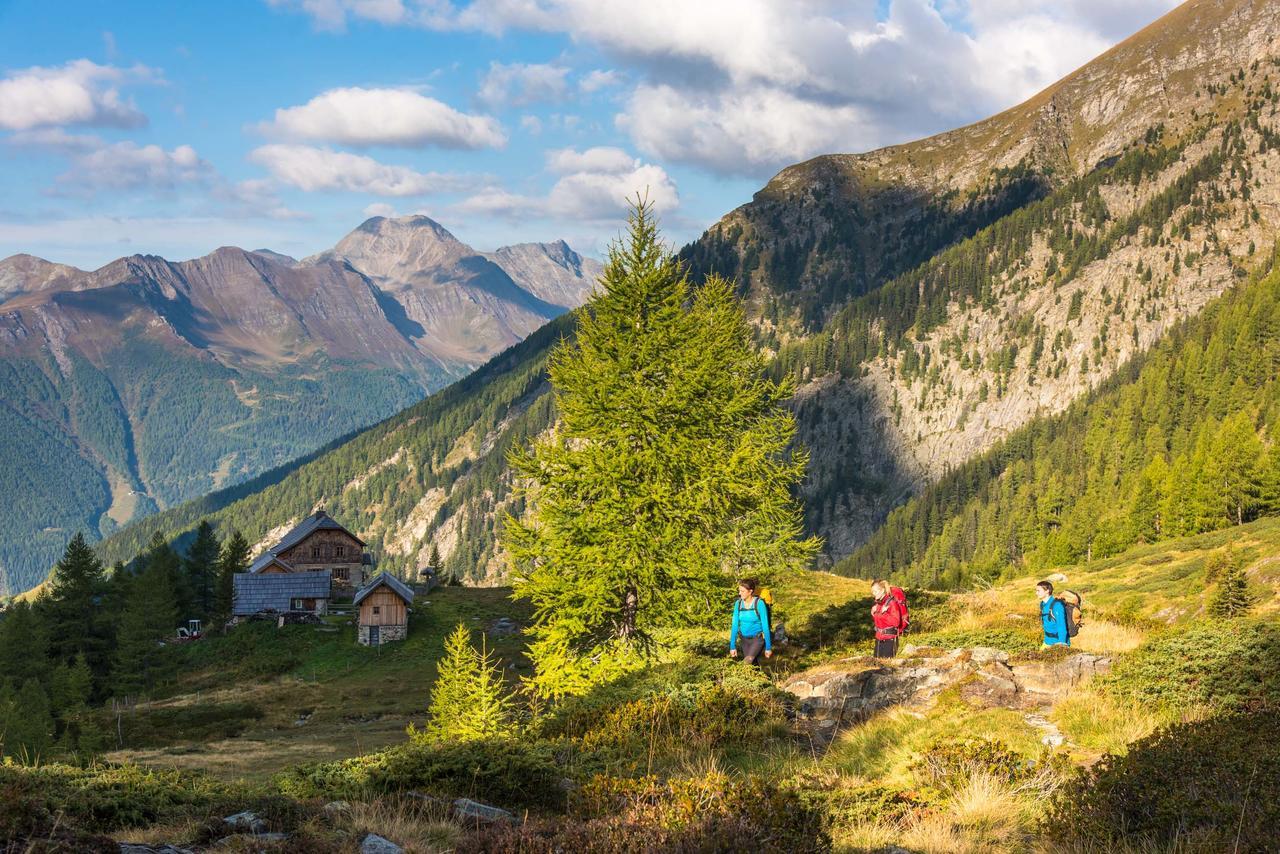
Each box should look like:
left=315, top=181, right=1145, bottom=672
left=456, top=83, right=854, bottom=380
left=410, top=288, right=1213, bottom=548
left=782, top=646, right=1111, bottom=744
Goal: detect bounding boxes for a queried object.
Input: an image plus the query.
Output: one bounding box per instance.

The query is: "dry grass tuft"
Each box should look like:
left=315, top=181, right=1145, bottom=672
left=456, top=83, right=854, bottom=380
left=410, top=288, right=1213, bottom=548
left=1071, top=619, right=1146, bottom=654
left=334, top=800, right=462, bottom=854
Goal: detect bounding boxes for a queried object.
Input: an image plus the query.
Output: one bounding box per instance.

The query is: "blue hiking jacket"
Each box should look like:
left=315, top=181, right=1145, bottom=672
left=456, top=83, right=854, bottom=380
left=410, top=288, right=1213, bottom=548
left=1040, top=597, right=1070, bottom=646
left=730, top=597, right=772, bottom=651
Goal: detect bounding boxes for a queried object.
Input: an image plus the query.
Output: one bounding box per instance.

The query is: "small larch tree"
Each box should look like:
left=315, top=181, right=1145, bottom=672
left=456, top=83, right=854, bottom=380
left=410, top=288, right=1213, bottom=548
left=413, top=622, right=515, bottom=743
left=1210, top=556, right=1253, bottom=618
left=504, top=202, right=818, bottom=699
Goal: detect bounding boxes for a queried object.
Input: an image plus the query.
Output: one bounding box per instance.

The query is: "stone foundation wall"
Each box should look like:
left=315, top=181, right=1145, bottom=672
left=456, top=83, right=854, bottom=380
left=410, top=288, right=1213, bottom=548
left=358, top=623, right=408, bottom=646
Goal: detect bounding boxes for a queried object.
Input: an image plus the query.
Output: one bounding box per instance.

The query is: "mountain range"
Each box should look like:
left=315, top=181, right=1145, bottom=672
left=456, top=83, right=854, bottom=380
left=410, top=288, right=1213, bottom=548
left=0, top=218, right=600, bottom=594
left=22, top=0, right=1280, bottom=596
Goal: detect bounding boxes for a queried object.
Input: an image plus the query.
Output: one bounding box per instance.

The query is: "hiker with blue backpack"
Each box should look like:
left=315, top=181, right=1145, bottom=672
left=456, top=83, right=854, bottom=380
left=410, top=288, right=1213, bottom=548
left=1037, top=580, right=1082, bottom=646
left=729, top=578, right=772, bottom=665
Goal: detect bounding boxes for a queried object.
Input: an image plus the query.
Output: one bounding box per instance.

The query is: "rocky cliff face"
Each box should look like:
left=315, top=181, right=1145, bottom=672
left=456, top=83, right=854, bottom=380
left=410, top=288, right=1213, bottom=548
left=483, top=241, right=603, bottom=310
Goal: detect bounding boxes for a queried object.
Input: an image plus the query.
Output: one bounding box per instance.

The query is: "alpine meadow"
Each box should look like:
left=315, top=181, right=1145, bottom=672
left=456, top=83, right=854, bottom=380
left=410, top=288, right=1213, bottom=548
left=2, top=1, right=1280, bottom=852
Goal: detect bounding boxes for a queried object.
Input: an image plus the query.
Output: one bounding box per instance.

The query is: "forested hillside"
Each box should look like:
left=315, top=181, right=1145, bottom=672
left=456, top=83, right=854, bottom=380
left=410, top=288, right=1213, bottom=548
left=77, top=0, right=1280, bottom=588
left=844, top=247, right=1280, bottom=587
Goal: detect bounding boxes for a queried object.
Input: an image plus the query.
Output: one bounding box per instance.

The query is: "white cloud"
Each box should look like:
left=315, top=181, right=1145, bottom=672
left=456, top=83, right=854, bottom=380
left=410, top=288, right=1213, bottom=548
left=619, top=85, right=877, bottom=175
left=268, top=0, right=1180, bottom=177
left=579, top=68, right=622, bottom=94
left=363, top=202, right=398, bottom=217
left=54, top=141, right=212, bottom=193
left=260, top=87, right=506, bottom=149
left=266, top=0, right=412, bottom=31
left=478, top=61, right=569, bottom=107
left=250, top=144, right=473, bottom=196
left=457, top=145, right=677, bottom=222
left=520, top=114, right=544, bottom=134
left=0, top=59, right=155, bottom=131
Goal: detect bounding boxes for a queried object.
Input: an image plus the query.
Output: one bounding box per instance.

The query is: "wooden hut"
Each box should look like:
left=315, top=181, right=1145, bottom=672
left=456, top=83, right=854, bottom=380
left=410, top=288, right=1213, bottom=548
left=353, top=573, right=414, bottom=646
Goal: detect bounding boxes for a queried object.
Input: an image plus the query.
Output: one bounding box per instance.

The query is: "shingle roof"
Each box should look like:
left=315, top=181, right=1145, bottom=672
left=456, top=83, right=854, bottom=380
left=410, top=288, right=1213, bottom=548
left=353, top=572, right=415, bottom=607
left=247, top=509, right=365, bottom=573
left=233, top=570, right=332, bottom=616
left=248, top=553, right=294, bottom=574
left=274, top=509, right=366, bottom=552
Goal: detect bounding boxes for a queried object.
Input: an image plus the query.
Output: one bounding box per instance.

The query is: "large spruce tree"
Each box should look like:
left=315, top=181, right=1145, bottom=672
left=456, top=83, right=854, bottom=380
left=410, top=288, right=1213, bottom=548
left=211, top=530, right=250, bottom=632
left=42, top=532, right=108, bottom=668
left=505, top=202, right=816, bottom=699
left=112, top=546, right=179, bottom=697
left=184, top=521, right=221, bottom=621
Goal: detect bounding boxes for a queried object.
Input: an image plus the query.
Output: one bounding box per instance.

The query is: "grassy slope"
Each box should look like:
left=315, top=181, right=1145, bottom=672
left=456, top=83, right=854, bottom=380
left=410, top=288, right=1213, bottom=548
left=102, top=586, right=532, bottom=782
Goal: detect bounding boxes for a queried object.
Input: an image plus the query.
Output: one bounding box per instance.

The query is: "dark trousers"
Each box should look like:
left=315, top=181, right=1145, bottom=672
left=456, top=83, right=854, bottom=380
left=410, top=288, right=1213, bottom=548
left=738, top=634, right=766, bottom=665
left=874, top=637, right=898, bottom=659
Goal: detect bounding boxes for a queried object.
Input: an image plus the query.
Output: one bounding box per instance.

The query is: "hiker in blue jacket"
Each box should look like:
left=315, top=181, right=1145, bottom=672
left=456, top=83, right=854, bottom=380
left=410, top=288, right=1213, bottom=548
left=729, top=578, right=772, bottom=665
left=1037, top=580, right=1070, bottom=647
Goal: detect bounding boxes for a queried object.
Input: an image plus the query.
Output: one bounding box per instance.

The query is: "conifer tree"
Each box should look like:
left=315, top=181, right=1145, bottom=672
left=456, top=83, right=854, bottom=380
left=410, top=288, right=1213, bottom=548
left=184, top=521, right=220, bottom=621
left=414, top=623, right=515, bottom=742
left=143, top=532, right=190, bottom=623
left=1207, top=411, right=1264, bottom=526
left=112, top=551, right=178, bottom=697
left=1210, top=556, right=1253, bottom=617
left=506, top=202, right=817, bottom=698
left=1, top=679, right=54, bottom=762
left=211, top=531, right=251, bottom=632
left=42, top=532, right=107, bottom=667
left=0, top=600, right=50, bottom=687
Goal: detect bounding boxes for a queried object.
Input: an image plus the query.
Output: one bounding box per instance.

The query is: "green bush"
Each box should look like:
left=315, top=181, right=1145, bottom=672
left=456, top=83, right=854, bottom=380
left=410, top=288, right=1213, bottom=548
left=276, top=738, right=567, bottom=811
left=1106, top=618, right=1280, bottom=709
left=0, top=761, right=308, bottom=834
left=909, top=737, right=1034, bottom=786
left=92, top=702, right=265, bottom=748
left=567, top=772, right=829, bottom=852
left=1049, top=710, right=1280, bottom=850
left=789, top=777, right=926, bottom=829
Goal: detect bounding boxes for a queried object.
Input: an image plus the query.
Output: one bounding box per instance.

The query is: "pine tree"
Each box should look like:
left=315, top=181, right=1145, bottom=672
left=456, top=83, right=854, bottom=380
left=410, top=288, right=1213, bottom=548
left=1, top=679, right=54, bottom=762
left=414, top=623, right=515, bottom=742
left=0, top=600, right=50, bottom=687
left=1210, top=556, right=1253, bottom=617
left=42, top=532, right=107, bottom=668
left=143, top=532, right=190, bottom=623
left=184, top=521, right=220, bottom=621
left=1206, top=411, right=1264, bottom=526
left=505, top=202, right=818, bottom=698
left=211, top=530, right=250, bottom=632
left=112, top=551, right=179, bottom=698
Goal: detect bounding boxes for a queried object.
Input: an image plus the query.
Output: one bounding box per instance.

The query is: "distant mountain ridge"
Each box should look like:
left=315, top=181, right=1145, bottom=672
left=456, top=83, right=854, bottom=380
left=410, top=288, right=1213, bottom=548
left=0, top=217, right=601, bottom=595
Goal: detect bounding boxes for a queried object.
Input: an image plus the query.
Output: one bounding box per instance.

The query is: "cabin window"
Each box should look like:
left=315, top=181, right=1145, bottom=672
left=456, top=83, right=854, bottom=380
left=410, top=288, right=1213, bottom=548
left=312, top=546, right=322, bottom=559
left=334, top=567, right=349, bottom=582
left=372, top=606, right=381, bottom=615
left=291, top=598, right=304, bottom=610
left=335, top=545, right=345, bottom=558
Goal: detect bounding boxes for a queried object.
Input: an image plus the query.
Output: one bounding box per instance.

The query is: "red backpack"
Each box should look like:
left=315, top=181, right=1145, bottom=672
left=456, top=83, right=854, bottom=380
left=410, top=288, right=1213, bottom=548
left=889, top=587, right=910, bottom=633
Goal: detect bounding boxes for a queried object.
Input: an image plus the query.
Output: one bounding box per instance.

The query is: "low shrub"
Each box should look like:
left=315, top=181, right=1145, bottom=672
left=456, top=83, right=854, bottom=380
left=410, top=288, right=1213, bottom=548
left=576, top=684, right=782, bottom=755
left=909, top=738, right=1033, bottom=787
left=0, top=761, right=310, bottom=836
left=1105, top=618, right=1280, bottom=710
left=95, top=702, right=265, bottom=748
left=1049, top=710, right=1280, bottom=850
left=569, top=771, right=829, bottom=851
left=276, top=738, right=567, bottom=812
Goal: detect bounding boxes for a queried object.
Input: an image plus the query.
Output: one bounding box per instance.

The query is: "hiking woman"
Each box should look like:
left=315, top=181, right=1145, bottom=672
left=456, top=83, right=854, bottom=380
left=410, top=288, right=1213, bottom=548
left=728, top=578, right=772, bottom=665
left=1037, top=580, right=1071, bottom=647
left=871, top=579, right=905, bottom=659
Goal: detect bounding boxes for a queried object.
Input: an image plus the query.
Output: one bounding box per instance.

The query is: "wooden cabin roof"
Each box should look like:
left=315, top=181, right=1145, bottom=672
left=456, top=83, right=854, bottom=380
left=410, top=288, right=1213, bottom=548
left=353, top=572, right=414, bottom=607
left=233, top=570, right=331, bottom=615
left=247, top=509, right=365, bottom=573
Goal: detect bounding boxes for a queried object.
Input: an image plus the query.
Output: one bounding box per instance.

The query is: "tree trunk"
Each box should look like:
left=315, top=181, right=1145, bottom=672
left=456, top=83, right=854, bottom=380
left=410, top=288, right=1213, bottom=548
left=616, top=585, right=639, bottom=639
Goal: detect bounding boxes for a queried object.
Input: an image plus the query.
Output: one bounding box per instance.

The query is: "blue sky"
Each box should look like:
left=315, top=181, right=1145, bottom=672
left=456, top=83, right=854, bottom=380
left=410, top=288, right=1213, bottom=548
left=0, top=0, right=1179, bottom=268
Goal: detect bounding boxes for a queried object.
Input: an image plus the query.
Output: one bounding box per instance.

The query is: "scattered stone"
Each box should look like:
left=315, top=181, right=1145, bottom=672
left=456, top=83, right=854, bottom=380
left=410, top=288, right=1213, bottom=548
left=784, top=646, right=1112, bottom=746
left=361, top=833, right=404, bottom=854
left=1046, top=572, right=1068, bottom=583
left=1024, top=712, right=1067, bottom=748
left=119, top=846, right=194, bottom=854
left=322, top=800, right=351, bottom=817
left=223, top=811, right=267, bottom=834
left=452, top=797, right=516, bottom=824
left=487, top=617, right=520, bottom=636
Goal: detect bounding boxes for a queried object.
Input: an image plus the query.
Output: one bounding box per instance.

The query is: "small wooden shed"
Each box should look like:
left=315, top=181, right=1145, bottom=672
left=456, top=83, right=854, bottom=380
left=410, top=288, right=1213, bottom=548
left=353, top=573, right=414, bottom=646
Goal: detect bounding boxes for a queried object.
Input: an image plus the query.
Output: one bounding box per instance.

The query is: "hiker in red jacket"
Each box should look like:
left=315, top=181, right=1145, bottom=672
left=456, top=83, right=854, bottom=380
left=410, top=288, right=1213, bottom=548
left=871, top=579, right=906, bottom=658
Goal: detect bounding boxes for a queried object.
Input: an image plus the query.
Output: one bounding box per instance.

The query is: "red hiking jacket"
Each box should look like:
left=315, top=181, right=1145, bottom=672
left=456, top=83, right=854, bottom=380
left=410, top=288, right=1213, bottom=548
left=872, top=595, right=906, bottom=641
